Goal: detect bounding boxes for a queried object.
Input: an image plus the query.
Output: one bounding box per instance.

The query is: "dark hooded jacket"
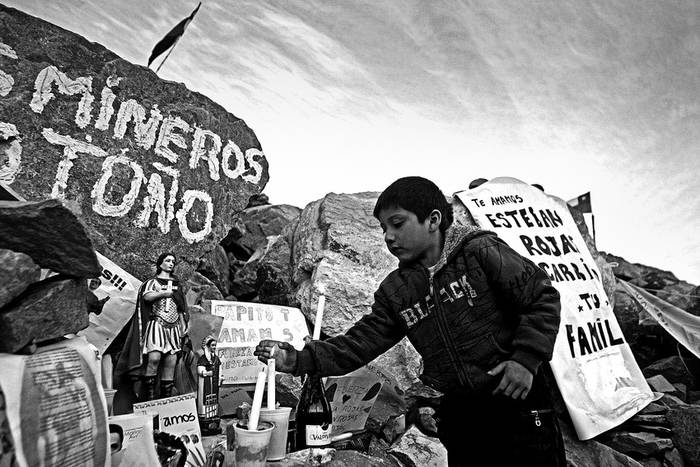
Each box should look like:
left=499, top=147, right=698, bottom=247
left=295, top=225, right=561, bottom=394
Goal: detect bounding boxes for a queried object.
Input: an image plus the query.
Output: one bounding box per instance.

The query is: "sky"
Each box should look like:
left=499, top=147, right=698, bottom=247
left=6, top=0, right=700, bottom=284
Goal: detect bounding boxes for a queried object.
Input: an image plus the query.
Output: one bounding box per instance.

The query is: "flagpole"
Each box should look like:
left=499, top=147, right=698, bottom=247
left=155, top=36, right=183, bottom=74
left=592, top=214, right=596, bottom=246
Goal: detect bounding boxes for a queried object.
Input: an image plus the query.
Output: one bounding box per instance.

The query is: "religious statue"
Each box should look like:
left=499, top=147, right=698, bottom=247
left=197, top=335, right=223, bottom=435
left=116, top=252, right=188, bottom=402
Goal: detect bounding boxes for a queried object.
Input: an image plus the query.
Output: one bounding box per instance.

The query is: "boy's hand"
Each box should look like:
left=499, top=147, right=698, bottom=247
left=488, top=360, right=533, bottom=400
left=254, top=340, right=298, bottom=374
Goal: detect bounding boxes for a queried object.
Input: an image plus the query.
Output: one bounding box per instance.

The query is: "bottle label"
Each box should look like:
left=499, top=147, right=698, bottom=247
left=305, top=424, right=332, bottom=446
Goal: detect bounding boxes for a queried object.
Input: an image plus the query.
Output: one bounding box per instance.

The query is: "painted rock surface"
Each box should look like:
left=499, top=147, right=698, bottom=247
left=0, top=5, right=269, bottom=279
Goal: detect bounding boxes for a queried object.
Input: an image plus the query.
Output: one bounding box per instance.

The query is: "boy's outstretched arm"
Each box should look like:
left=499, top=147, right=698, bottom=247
left=475, top=234, right=561, bottom=399
left=255, top=288, right=406, bottom=377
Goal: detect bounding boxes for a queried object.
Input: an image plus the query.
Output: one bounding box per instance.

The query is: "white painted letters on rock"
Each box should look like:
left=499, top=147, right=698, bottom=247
left=0, top=9, right=269, bottom=279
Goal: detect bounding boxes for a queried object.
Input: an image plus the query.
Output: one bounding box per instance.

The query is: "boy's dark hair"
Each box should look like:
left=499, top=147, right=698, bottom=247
left=373, top=176, right=454, bottom=233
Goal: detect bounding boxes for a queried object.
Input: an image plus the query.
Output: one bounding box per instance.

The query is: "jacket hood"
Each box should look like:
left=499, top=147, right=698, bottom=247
left=429, top=223, right=494, bottom=275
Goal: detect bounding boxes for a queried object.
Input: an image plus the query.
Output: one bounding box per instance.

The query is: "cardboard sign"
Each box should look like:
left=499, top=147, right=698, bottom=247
left=455, top=177, right=654, bottom=440
left=107, top=414, right=160, bottom=467
left=78, top=252, right=141, bottom=355
left=325, top=367, right=383, bottom=435
left=211, top=301, right=309, bottom=384
left=0, top=337, right=109, bottom=467
left=133, top=393, right=205, bottom=467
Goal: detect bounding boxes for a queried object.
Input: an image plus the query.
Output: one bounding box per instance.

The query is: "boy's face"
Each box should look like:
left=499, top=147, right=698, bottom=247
left=378, top=206, right=441, bottom=266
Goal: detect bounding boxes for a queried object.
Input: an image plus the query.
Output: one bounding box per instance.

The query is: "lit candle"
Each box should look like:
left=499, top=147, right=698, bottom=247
left=267, top=357, right=276, bottom=409
left=312, top=293, right=325, bottom=341
left=248, top=369, right=266, bottom=431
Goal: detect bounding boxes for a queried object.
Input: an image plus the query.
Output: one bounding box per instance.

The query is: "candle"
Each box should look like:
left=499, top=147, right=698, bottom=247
left=248, top=369, right=266, bottom=431
left=267, top=357, right=276, bottom=409
left=312, top=294, right=325, bottom=341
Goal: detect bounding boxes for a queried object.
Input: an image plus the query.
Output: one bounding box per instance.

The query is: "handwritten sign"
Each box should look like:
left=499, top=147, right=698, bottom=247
left=325, top=367, right=383, bottom=435
left=211, top=301, right=308, bottom=384
left=134, top=393, right=205, bottom=467
left=455, top=177, right=653, bottom=440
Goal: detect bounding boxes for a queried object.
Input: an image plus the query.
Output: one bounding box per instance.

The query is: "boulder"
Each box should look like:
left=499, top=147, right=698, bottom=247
left=647, top=375, right=681, bottom=396
left=256, top=233, right=296, bottom=306
left=185, top=272, right=224, bottom=306
left=0, top=5, right=268, bottom=280
left=0, top=199, right=100, bottom=277
left=660, top=394, right=688, bottom=409
left=197, top=244, right=230, bottom=296
left=387, top=425, right=447, bottom=467
left=563, top=424, right=644, bottom=467
left=667, top=405, right=700, bottom=466
left=0, top=249, right=40, bottom=308
left=229, top=204, right=301, bottom=256
left=663, top=447, right=686, bottom=467
left=0, top=277, right=89, bottom=352
left=643, top=356, right=696, bottom=388
left=639, top=402, right=668, bottom=415
left=600, top=431, right=673, bottom=457
left=290, top=192, right=421, bottom=392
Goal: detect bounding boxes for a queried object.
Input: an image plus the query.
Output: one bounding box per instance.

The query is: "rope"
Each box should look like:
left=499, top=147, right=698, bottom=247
left=676, top=342, right=698, bottom=386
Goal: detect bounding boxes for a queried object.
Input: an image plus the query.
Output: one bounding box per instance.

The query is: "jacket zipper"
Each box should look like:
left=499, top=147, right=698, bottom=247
left=426, top=267, right=470, bottom=388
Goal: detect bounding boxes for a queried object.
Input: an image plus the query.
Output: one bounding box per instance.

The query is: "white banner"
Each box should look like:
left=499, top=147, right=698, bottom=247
left=133, top=393, right=205, bottom=467
left=211, top=301, right=309, bottom=384
left=78, top=252, right=141, bottom=355
left=618, top=279, right=700, bottom=359
left=0, top=337, right=110, bottom=467
left=455, top=177, right=653, bottom=440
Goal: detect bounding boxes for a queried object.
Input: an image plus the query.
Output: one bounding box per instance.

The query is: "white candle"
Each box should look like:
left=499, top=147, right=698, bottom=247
left=248, top=369, right=266, bottom=430
left=312, top=294, right=325, bottom=341
left=267, top=358, right=276, bottom=409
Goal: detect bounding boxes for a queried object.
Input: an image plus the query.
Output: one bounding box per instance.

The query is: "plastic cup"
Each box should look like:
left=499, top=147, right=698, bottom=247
left=103, top=389, right=117, bottom=416
left=259, top=407, right=292, bottom=461
left=232, top=421, right=274, bottom=467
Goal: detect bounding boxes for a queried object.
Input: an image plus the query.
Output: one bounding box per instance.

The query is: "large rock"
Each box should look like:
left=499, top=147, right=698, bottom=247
left=562, top=424, right=644, bottom=467
left=0, top=199, right=100, bottom=277
left=387, top=425, right=447, bottom=467
left=226, top=204, right=301, bottom=257
left=667, top=405, right=700, bottom=466
left=0, top=249, right=40, bottom=308
left=600, top=431, right=674, bottom=457
left=184, top=272, right=224, bottom=306
left=256, top=232, right=296, bottom=305
left=290, top=192, right=421, bottom=391
left=0, top=5, right=268, bottom=280
left=643, top=356, right=696, bottom=388
left=197, top=244, right=230, bottom=296
left=0, top=277, right=89, bottom=352
left=224, top=204, right=301, bottom=302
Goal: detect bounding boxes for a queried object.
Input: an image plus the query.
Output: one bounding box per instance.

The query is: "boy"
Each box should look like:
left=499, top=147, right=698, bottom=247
left=255, top=176, right=565, bottom=466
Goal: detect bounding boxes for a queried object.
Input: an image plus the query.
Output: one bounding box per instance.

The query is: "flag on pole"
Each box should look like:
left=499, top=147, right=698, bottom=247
left=567, top=192, right=592, bottom=213
left=147, top=2, right=201, bottom=67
